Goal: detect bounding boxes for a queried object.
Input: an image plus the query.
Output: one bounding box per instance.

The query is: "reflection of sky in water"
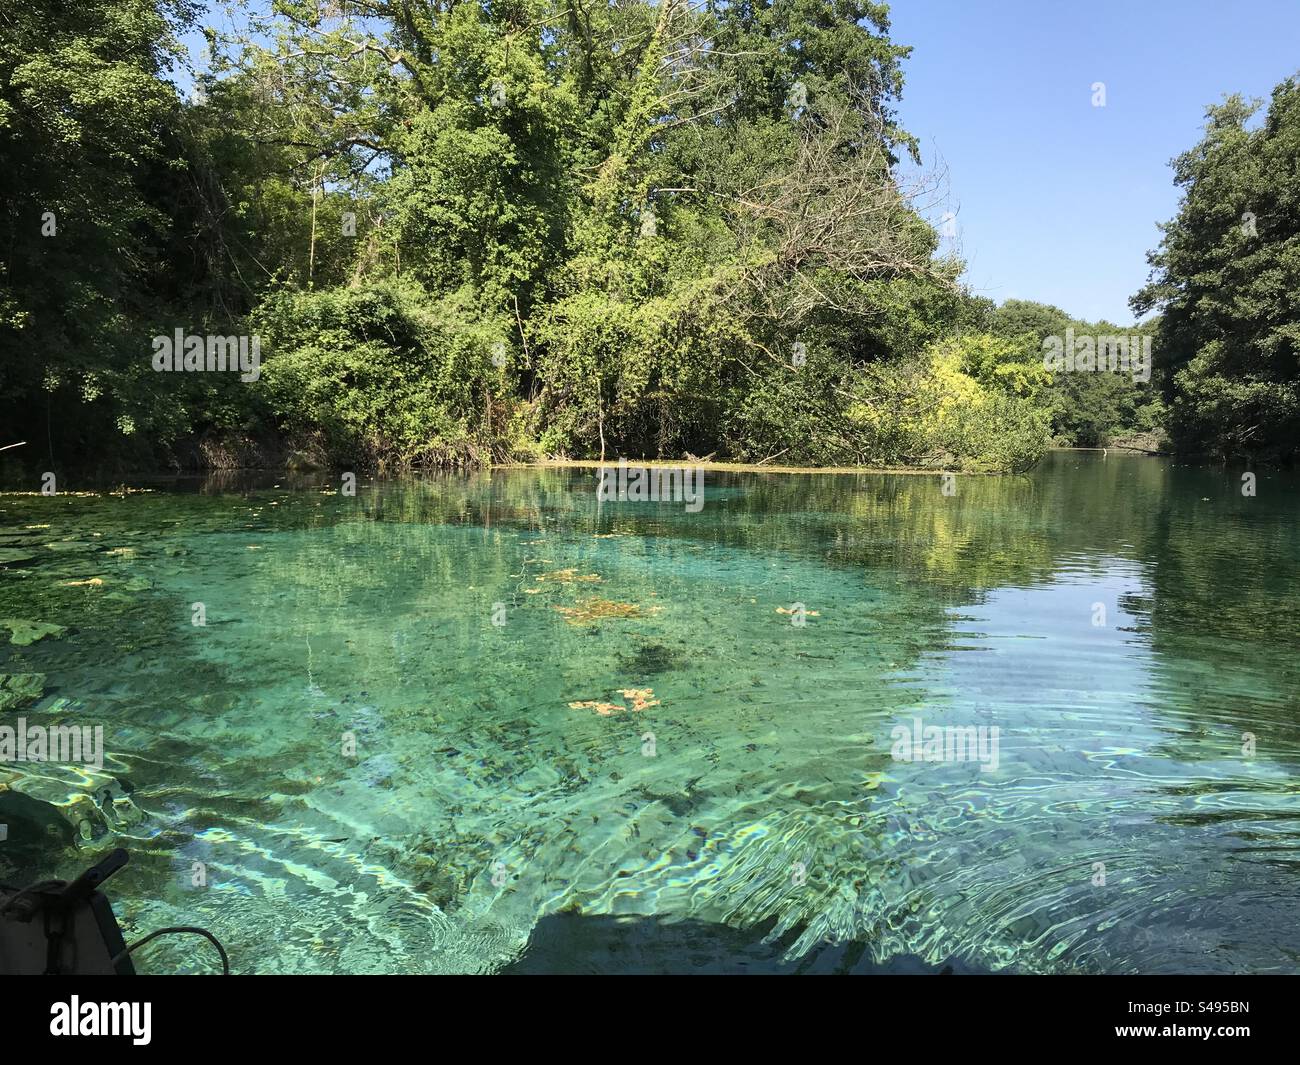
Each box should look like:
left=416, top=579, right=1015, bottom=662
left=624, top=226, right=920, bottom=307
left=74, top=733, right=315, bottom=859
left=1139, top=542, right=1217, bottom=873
left=2, top=455, right=1299, bottom=973
left=897, top=561, right=1300, bottom=973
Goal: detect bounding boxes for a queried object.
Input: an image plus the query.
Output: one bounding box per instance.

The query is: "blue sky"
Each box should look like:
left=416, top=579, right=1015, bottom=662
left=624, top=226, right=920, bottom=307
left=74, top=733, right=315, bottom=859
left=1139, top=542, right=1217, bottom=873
left=888, top=0, right=1300, bottom=324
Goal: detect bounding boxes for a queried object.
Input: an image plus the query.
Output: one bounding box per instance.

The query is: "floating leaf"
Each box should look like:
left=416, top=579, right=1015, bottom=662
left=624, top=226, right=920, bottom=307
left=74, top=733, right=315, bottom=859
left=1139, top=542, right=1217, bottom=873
left=567, top=700, right=626, bottom=716
left=568, top=687, right=660, bottom=716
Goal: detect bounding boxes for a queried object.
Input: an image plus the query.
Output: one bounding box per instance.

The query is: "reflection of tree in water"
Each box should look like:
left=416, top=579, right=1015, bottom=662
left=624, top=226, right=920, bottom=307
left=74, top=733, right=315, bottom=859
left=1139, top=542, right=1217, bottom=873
left=5, top=453, right=1299, bottom=971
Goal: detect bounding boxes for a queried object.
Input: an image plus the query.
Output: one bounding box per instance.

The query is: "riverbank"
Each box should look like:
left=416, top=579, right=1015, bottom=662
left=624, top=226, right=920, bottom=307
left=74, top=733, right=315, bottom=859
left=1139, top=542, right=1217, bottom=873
left=495, top=458, right=999, bottom=477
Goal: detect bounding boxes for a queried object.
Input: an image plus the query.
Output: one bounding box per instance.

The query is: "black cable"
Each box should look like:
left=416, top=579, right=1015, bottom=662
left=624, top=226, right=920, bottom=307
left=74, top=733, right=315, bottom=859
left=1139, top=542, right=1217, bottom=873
left=112, top=925, right=231, bottom=975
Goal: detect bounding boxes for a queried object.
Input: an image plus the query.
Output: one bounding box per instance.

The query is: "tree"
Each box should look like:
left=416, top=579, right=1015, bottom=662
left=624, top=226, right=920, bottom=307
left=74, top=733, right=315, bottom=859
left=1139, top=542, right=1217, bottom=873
left=0, top=0, right=203, bottom=461
left=1133, top=74, right=1300, bottom=462
left=992, top=300, right=1163, bottom=448
left=1, top=0, right=1071, bottom=474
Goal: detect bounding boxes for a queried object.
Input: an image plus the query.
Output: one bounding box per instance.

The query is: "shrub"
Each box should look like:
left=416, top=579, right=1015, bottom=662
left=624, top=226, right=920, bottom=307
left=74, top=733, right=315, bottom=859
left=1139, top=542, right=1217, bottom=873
left=252, top=281, right=528, bottom=470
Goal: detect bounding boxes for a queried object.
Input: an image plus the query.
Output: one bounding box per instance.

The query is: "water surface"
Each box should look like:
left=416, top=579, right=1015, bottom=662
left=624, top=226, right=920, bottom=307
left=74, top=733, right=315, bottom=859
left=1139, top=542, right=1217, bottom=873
left=2, top=452, right=1298, bottom=973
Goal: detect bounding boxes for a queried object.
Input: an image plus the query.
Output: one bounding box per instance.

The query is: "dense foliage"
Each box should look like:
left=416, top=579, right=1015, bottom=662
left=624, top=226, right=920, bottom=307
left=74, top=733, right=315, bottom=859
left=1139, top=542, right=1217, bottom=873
left=1134, top=76, right=1300, bottom=462
left=988, top=300, right=1164, bottom=449
left=4, top=2, right=1287, bottom=474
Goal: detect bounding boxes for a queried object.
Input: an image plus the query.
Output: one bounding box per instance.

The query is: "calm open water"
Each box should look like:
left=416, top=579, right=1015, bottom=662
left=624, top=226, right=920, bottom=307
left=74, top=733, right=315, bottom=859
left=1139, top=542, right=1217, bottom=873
left=1, top=451, right=1298, bottom=973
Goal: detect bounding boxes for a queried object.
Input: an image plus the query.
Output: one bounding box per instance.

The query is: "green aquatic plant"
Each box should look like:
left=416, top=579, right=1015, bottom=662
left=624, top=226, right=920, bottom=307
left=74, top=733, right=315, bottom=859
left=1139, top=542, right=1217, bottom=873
left=0, top=619, right=66, bottom=646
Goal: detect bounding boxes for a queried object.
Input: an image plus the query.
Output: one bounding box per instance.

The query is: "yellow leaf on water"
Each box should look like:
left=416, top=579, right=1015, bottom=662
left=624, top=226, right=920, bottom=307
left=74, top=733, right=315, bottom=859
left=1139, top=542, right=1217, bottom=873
left=568, top=687, right=661, bottom=716
left=567, top=699, right=626, bottom=716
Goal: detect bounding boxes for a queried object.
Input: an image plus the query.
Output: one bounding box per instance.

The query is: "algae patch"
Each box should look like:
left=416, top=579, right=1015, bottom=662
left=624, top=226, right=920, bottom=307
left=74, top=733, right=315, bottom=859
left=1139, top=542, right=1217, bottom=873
left=1, top=619, right=67, bottom=646
left=553, top=598, right=660, bottom=624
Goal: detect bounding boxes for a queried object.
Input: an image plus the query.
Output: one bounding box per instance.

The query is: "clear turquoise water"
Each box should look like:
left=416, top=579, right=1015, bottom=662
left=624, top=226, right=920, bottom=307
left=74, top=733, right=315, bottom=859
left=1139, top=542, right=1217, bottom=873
left=2, top=452, right=1299, bottom=973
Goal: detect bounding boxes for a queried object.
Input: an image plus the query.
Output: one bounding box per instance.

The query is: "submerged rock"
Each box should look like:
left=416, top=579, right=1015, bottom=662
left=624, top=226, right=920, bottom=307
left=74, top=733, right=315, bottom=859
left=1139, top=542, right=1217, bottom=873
left=0, top=673, right=46, bottom=711
left=0, top=775, right=144, bottom=856
left=618, top=642, right=684, bottom=675
left=0, top=786, right=77, bottom=865
left=91, top=779, right=145, bottom=832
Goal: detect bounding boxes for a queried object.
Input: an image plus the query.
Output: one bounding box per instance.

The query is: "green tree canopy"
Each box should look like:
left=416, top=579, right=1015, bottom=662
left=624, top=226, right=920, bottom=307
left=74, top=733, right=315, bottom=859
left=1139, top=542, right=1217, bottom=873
left=1133, top=74, right=1300, bottom=461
